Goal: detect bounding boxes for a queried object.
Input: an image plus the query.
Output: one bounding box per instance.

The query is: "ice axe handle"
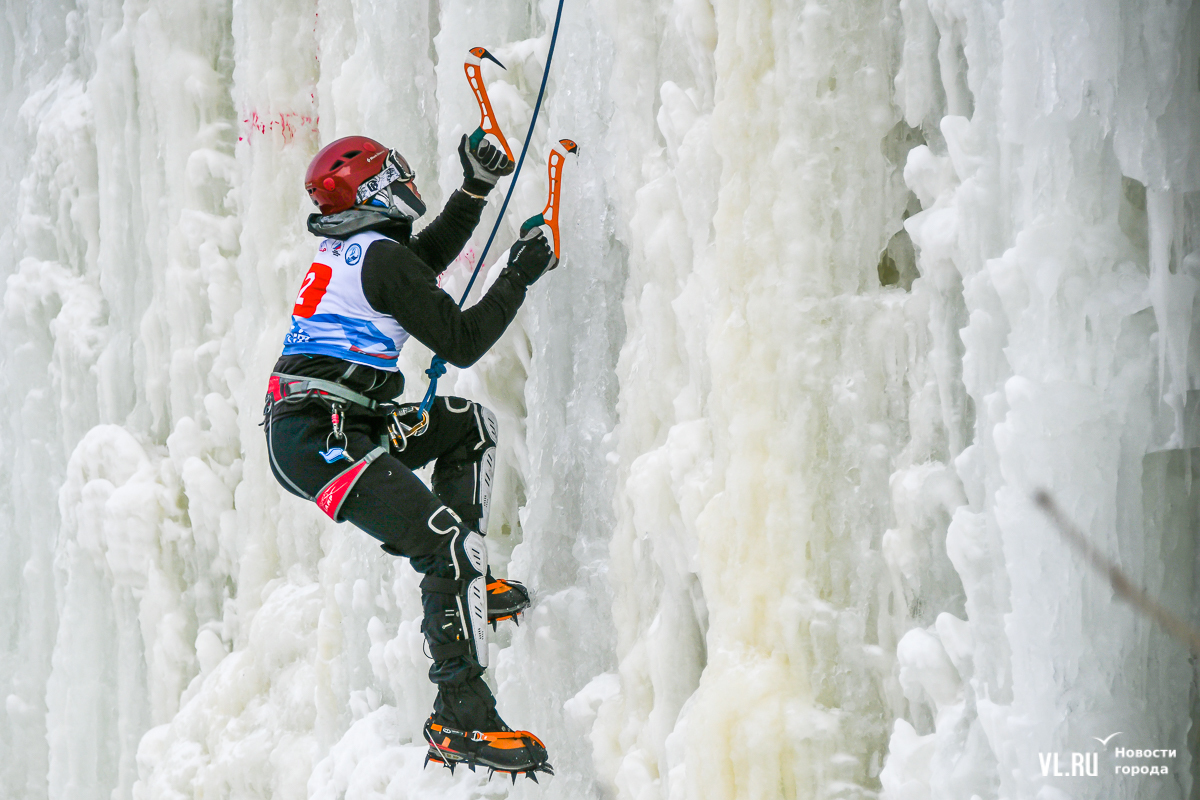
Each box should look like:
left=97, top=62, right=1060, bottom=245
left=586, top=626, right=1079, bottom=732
left=531, top=140, right=578, bottom=258
left=516, top=215, right=558, bottom=273
left=464, top=52, right=515, bottom=161
left=468, top=126, right=508, bottom=164
left=519, top=214, right=554, bottom=260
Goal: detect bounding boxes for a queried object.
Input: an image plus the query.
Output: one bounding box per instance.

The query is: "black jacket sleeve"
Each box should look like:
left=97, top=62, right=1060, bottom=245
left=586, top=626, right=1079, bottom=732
left=407, top=189, right=489, bottom=275
left=360, top=237, right=529, bottom=368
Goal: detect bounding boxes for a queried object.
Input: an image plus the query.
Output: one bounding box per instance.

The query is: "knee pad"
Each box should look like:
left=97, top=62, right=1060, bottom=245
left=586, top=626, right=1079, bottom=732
left=433, top=403, right=498, bottom=534
left=420, top=508, right=489, bottom=670
left=475, top=405, right=497, bottom=534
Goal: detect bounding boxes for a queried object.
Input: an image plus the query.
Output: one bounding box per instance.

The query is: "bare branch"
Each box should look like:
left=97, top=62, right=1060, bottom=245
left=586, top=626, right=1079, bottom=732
left=1033, top=489, right=1200, bottom=657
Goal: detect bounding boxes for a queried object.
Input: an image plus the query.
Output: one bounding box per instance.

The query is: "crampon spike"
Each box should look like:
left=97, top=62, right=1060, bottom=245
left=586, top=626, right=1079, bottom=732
left=528, top=771, right=540, bottom=784
left=520, top=139, right=579, bottom=259
left=423, top=720, right=552, bottom=781
left=464, top=47, right=515, bottom=161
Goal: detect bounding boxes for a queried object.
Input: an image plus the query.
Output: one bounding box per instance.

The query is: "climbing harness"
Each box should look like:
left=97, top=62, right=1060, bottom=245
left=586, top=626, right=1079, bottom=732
left=417, top=0, right=573, bottom=417
left=261, top=372, right=391, bottom=519
left=266, top=372, right=383, bottom=413
left=313, top=445, right=387, bottom=521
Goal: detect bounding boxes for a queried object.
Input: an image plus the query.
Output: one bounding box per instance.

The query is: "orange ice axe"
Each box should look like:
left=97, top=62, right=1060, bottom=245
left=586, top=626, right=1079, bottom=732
left=465, top=47, right=515, bottom=161
left=520, top=139, right=579, bottom=259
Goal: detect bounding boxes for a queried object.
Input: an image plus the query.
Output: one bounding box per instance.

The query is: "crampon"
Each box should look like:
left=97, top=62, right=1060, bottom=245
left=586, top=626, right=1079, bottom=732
left=423, top=717, right=554, bottom=782
left=487, top=575, right=531, bottom=629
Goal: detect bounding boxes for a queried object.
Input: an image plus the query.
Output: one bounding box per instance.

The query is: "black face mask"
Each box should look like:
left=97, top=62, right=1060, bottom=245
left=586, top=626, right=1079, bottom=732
left=387, top=178, right=426, bottom=220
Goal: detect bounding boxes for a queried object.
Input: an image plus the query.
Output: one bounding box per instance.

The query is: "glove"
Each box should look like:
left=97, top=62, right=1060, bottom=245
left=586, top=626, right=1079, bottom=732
left=503, top=227, right=557, bottom=286
left=459, top=134, right=514, bottom=196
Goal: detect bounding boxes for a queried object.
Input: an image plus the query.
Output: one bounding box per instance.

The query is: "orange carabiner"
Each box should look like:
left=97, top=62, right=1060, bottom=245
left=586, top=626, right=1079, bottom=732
left=520, top=139, right=578, bottom=258
left=464, top=47, right=515, bottom=161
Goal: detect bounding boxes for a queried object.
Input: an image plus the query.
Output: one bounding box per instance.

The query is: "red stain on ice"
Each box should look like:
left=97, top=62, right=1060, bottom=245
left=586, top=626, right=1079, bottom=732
left=238, top=11, right=323, bottom=144
left=238, top=110, right=319, bottom=143
left=440, top=247, right=479, bottom=288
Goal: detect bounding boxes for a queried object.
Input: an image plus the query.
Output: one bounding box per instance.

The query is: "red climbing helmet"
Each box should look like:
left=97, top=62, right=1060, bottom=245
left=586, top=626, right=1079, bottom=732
left=304, top=136, right=425, bottom=219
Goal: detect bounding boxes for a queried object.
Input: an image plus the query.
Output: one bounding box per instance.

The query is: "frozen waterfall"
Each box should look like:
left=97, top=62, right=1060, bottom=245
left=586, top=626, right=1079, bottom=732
left=1, top=0, right=1198, bottom=798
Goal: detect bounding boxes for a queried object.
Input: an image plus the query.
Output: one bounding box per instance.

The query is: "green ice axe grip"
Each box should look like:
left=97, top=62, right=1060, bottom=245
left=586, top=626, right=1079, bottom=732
left=520, top=214, right=545, bottom=236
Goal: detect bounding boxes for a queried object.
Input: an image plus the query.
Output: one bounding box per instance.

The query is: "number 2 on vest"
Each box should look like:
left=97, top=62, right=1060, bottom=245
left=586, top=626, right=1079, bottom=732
left=293, top=263, right=332, bottom=318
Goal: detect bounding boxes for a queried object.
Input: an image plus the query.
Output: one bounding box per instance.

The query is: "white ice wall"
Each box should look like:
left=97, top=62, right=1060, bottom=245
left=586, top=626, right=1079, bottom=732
left=878, top=0, right=1200, bottom=798
left=1, top=1, right=1196, bottom=800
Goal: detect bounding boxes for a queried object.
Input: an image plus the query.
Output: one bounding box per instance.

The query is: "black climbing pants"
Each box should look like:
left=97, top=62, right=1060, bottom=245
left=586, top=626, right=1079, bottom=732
left=265, top=395, right=496, bottom=689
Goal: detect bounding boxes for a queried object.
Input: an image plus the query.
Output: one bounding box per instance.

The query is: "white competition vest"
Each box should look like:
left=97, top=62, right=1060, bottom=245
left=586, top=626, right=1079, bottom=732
left=281, top=230, right=411, bottom=371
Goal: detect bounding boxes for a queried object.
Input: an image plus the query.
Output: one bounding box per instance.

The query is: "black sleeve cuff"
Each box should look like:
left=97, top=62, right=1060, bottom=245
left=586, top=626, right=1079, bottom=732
left=498, top=265, right=531, bottom=292
left=460, top=179, right=493, bottom=198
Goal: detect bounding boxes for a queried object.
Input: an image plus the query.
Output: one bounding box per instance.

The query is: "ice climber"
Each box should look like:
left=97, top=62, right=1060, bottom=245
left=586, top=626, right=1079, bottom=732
left=262, top=134, right=556, bottom=778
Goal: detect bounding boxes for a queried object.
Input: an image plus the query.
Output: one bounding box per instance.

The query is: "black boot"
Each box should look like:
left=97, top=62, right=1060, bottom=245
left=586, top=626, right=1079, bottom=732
left=424, top=677, right=553, bottom=779
left=485, top=569, right=532, bottom=627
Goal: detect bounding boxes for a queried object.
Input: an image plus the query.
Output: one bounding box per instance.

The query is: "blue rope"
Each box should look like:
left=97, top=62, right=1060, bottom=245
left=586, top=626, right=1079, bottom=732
left=417, top=0, right=567, bottom=416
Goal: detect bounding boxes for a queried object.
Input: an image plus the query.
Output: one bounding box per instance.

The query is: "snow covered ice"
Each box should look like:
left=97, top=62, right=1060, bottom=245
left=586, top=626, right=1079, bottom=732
left=1, top=0, right=1198, bottom=798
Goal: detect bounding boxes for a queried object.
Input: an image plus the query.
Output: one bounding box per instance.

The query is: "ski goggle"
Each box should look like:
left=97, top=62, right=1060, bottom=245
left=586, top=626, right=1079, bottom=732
left=355, top=150, right=416, bottom=205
